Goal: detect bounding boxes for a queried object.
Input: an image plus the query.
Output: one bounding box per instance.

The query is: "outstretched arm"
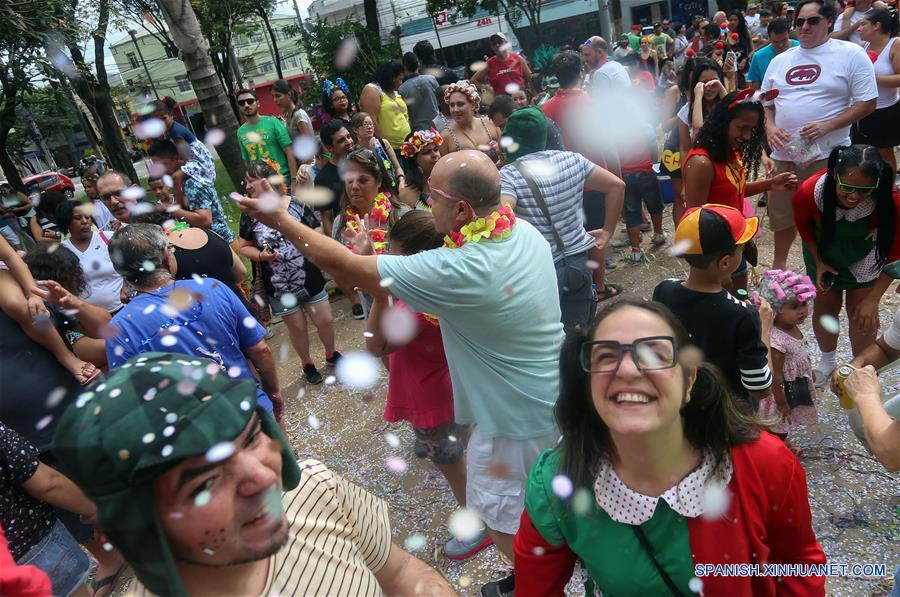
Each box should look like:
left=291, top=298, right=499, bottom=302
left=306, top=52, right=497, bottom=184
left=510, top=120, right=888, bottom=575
left=236, top=197, right=387, bottom=297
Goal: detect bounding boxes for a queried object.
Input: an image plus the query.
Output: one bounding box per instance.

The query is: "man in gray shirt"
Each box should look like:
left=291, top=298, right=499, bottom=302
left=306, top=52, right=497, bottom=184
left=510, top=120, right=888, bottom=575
left=399, top=52, right=440, bottom=132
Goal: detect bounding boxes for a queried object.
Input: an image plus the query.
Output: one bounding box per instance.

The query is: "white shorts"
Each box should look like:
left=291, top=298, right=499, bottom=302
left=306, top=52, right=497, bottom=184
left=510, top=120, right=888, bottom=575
left=466, top=427, right=559, bottom=535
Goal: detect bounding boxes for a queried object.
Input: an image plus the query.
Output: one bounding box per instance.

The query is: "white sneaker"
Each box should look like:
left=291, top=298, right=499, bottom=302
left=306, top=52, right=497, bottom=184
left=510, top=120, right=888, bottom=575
left=628, top=249, right=645, bottom=264
left=813, top=361, right=836, bottom=386
left=651, top=233, right=667, bottom=246
left=610, top=237, right=631, bottom=248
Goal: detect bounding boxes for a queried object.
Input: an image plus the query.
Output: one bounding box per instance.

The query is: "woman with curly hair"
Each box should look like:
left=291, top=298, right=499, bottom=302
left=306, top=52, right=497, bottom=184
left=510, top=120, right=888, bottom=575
left=683, top=90, right=798, bottom=289
left=320, top=77, right=354, bottom=128
left=513, top=299, right=825, bottom=595
left=438, top=81, right=503, bottom=165
left=398, top=128, right=443, bottom=208
left=57, top=200, right=123, bottom=313
left=792, top=144, right=900, bottom=382
left=24, top=243, right=111, bottom=369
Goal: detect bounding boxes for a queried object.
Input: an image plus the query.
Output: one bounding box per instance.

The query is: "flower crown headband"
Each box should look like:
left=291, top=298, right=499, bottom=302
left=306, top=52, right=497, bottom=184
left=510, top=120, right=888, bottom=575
left=727, top=87, right=778, bottom=110
left=323, top=77, right=350, bottom=98
left=444, top=80, right=481, bottom=108
left=400, top=129, right=444, bottom=158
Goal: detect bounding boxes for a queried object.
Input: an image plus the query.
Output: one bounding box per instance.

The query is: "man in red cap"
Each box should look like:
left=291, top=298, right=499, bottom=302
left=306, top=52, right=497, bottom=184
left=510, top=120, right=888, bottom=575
left=471, top=31, right=534, bottom=96
left=627, top=24, right=642, bottom=52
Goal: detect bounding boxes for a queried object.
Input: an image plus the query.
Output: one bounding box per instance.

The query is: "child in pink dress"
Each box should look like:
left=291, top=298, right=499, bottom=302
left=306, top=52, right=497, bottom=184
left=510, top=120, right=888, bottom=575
left=754, top=269, right=819, bottom=436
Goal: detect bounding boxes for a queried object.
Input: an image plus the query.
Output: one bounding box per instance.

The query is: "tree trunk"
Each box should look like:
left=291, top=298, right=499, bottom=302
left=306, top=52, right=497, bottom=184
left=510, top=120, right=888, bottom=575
left=364, top=0, right=380, bottom=35
left=259, top=9, right=284, bottom=80
left=156, top=0, right=244, bottom=193
left=0, top=112, right=24, bottom=190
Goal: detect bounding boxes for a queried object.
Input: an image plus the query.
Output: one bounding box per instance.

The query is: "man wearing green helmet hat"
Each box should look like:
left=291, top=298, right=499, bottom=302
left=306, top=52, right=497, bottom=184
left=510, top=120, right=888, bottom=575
left=53, top=353, right=454, bottom=596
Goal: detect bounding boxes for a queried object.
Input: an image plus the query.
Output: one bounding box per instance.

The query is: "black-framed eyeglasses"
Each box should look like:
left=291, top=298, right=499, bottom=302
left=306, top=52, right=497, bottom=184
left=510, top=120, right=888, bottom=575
left=237, top=98, right=257, bottom=106
left=580, top=336, right=679, bottom=374
left=795, top=15, right=824, bottom=27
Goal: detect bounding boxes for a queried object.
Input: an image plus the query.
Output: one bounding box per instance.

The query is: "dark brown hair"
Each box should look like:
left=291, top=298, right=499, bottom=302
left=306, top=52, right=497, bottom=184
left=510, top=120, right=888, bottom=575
left=389, top=210, right=443, bottom=255
left=556, top=298, right=760, bottom=489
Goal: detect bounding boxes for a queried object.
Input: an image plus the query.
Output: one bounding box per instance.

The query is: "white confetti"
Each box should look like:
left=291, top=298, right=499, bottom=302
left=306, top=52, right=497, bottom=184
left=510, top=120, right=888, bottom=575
left=308, top=414, right=321, bottom=429
left=194, top=489, right=212, bottom=507
left=102, top=542, right=114, bottom=552
left=292, top=136, right=317, bottom=161
left=162, top=174, right=174, bottom=188
left=384, top=432, right=401, bottom=448
left=335, top=351, right=380, bottom=389
left=280, top=293, right=298, bottom=309
left=136, top=118, right=166, bottom=139
left=121, top=186, right=146, bottom=201
left=142, top=432, right=156, bottom=444
left=205, top=442, right=236, bottom=463
left=165, top=412, right=178, bottom=424
left=819, top=314, right=840, bottom=334
left=161, top=445, right=174, bottom=457
left=572, top=488, right=592, bottom=516
left=551, top=474, right=574, bottom=499
left=160, top=334, right=177, bottom=347
left=240, top=400, right=251, bottom=411
left=335, top=37, right=359, bottom=69
left=505, top=83, right=521, bottom=94
left=204, top=128, right=226, bottom=146
left=176, top=379, right=196, bottom=395
left=45, top=387, right=67, bottom=409
left=141, top=260, right=156, bottom=272
left=448, top=508, right=482, bottom=542
left=379, top=277, right=395, bottom=288
left=688, top=577, right=703, bottom=593
left=162, top=425, right=175, bottom=437
left=667, top=238, right=694, bottom=257
left=381, top=305, right=418, bottom=346
left=245, top=131, right=262, bottom=143
left=109, top=388, right=122, bottom=398
left=403, top=534, right=427, bottom=551
left=386, top=456, right=407, bottom=474
left=324, top=375, right=337, bottom=385
left=227, top=366, right=242, bottom=378
left=500, top=136, right=514, bottom=149
left=35, top=415, right=53, bottom=431
left=242, top=316, right=256, bottom=328
left=700, top=482, right=730, bottom=519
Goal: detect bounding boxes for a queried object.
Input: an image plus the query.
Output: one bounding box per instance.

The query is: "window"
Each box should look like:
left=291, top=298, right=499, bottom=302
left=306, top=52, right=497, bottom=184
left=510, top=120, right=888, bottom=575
left=260, top=62, right=273, bottom=73
left=240, top=57, right=256, bottom=72
left=250, top=32, right=263, bottom=43
left=281, top=29, right=292, bottom=41
left=126, top=52, right=139, bottom=69
left=175, top=75, right=192, bottom=92
left=282, top=56, right=298, bottom=69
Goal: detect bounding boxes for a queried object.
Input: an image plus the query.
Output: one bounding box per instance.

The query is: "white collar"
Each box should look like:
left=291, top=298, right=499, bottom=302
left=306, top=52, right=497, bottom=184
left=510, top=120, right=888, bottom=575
left=593, top=450, right=733, bottom=525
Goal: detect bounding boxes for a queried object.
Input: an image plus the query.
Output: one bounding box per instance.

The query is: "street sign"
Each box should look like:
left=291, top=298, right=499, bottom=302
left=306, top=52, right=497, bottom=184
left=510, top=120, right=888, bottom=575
left=434, top=11, right=447, bottom=26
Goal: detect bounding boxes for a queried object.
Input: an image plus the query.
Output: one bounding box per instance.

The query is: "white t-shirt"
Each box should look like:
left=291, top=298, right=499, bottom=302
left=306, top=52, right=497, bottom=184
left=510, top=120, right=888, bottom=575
left=761, top=40, right=877, bottom=161
left=91, top=199, right=115, bottom=231
left=745, top=14, right=760, bottom=29
left=833, top=11, right=866, bottom=47
left=590, top=60, right=632, bottom=96
left=62, top=231, right=123, bottom=312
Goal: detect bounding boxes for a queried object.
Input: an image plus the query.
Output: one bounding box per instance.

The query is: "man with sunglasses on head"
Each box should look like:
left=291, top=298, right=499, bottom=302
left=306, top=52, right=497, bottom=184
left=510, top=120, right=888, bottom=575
left=236, top=149, right=564, bottom=597
left=235, top=89, right=298, bottom=189
left=760, top=0, right=876, bottom=270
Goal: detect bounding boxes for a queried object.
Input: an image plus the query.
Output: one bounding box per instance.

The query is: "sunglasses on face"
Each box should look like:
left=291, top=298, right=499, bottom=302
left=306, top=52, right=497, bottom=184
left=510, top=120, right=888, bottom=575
left=834, top=172, right=878, bottom=196
left=101, top=189, right=126, bottom=202
left=580, top=336, right=679, bottom=374
left=237, top=98, right=256, bottom=106
left=795, top=15, right=824, bottom=27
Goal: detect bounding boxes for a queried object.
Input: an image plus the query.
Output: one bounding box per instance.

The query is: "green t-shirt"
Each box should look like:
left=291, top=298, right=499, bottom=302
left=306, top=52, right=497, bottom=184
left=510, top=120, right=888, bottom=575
left=376, top=219, right=563, bottom=440
left=651, top=33, right=673, bottom=59
left=627, top=33, right=642, bottom=52
left=237, top=115, right=292, bottom=177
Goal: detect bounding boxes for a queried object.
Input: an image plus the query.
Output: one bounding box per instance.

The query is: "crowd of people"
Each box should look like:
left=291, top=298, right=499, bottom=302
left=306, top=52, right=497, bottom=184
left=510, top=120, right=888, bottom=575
left=1, top=0, right=899, bottom=594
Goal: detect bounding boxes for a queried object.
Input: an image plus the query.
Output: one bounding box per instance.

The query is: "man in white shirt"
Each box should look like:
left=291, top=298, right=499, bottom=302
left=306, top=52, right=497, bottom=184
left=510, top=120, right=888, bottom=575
left=830, top=0, right=876, bottom=46
left=745, top=3, right=761, bottom=30
left=760, top=0, right=877, bottom=269
left=581, top=36, right=631, bottom=95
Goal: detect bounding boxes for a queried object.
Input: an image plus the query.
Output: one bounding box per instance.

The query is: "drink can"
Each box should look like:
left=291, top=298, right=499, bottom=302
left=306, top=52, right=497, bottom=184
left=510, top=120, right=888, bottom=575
left=835, top=365, right=855, bottom=409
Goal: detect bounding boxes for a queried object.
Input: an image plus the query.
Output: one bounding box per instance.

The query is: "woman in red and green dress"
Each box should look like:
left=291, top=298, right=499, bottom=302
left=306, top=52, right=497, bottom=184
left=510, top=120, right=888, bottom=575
left=792, top=144, right=900, bottom=385
left=514, top=299, right=826, bottom=596
left=683, top=90, right=796, bottom=290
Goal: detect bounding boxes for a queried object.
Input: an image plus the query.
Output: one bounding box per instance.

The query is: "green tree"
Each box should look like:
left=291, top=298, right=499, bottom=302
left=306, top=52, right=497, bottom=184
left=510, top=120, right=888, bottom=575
left=0, top=0, right=67, bottom=189
left=55, top=0, right=139, bottom=181
left=296, top=20, right=401, bottom=109
left=425, top=0, right=543, bottom=53
left=7, top=86, right=82, bottom=163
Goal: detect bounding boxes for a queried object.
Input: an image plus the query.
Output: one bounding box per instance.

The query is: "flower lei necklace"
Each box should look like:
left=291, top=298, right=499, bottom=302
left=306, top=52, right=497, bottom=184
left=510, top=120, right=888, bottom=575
left=444, top=205, right=516, bottom=249
left=345, top=192, right=392, bottom=254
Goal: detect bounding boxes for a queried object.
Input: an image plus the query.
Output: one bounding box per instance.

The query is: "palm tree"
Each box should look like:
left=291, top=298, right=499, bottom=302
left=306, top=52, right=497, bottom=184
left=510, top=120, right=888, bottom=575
left=156, top=0, right=244, bottom=191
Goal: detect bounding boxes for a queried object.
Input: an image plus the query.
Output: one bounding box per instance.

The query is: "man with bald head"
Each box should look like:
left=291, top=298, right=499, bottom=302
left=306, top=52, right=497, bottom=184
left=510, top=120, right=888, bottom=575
left=581, top=35, right=631, bottom=95
left=237, top=150, right=562, bottom=596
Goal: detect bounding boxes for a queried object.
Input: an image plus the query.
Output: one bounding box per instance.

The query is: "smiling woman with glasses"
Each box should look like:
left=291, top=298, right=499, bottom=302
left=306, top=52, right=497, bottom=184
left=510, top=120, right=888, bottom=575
left=791, top=144, right=900, bottom=384
left=513, top=298, right=826, bottom=596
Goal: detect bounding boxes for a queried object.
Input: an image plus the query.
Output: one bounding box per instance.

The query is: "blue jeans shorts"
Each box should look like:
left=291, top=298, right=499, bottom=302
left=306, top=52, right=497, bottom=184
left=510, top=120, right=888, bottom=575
left=17, top=519, right=91, bottom=596
left=270, top=289, right=329, bottom=316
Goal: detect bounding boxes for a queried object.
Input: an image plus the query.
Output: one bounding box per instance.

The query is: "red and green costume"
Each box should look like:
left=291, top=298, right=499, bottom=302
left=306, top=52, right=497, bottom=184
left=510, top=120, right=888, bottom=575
left=514, top=433, right=826, bottom=596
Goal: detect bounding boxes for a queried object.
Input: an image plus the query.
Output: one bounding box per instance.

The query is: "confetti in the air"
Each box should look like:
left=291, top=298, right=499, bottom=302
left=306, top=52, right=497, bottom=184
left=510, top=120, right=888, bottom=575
left=819, top=314, right=840, bottom=334
left=335, top=37, right=359, bottom=69
left=386, top=456, right=407, bottom=474
left=551, top=474, right=574, bottom=499
left=448, top=508, right=482, bottom=542
left=205, top=442, right=236, bottom=463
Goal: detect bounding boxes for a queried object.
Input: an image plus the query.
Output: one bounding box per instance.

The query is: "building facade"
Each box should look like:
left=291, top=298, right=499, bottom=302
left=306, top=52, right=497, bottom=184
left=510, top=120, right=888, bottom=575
left=109, top=14, right=309, bottom=110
